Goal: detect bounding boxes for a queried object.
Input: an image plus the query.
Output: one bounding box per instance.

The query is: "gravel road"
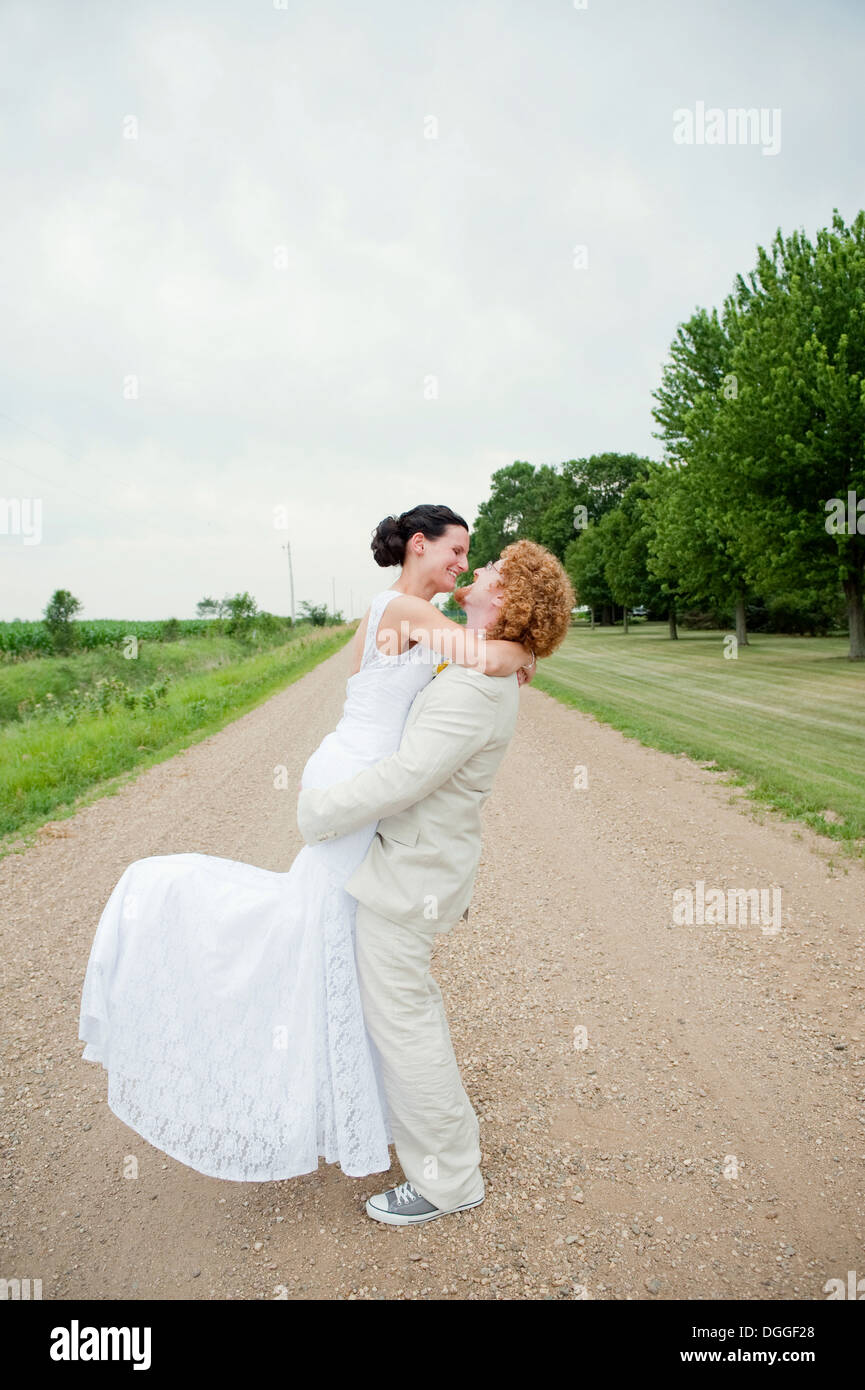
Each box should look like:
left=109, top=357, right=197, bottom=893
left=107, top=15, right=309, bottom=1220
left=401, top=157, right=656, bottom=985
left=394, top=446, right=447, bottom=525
left=2, top=641, right=863, bottom=1301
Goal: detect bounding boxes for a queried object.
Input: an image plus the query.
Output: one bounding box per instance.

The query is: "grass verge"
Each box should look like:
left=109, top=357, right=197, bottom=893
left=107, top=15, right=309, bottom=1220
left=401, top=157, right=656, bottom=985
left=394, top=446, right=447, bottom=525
left=1, top=626, right=351, bottom=855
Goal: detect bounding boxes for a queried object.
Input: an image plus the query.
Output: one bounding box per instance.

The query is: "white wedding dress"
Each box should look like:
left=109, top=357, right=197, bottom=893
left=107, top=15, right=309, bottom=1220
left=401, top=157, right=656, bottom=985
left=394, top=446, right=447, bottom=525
left=78, top=588, right=439, bottom=1182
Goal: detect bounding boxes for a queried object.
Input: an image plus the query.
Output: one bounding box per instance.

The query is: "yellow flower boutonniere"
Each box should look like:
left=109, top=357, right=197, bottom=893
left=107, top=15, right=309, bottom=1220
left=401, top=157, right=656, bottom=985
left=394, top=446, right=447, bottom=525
left=435, top=660, right=450, bottom=675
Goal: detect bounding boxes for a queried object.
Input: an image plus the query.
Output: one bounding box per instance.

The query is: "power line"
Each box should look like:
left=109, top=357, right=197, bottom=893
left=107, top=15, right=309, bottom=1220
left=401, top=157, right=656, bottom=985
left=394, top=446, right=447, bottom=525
left=0, top=400, right=126, bottom=497
left=0, top=452, right=116, bottom=514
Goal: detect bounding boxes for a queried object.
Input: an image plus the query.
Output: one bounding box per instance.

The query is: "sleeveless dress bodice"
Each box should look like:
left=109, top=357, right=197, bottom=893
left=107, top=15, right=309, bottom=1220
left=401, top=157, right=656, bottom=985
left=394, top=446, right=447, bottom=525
left=303, top=587, right=440, bottom=775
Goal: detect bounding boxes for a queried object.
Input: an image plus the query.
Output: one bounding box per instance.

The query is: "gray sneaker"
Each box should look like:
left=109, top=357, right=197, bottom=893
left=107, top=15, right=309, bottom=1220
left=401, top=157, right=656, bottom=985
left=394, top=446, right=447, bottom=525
left=365, top=1179, right=484, bottom=1226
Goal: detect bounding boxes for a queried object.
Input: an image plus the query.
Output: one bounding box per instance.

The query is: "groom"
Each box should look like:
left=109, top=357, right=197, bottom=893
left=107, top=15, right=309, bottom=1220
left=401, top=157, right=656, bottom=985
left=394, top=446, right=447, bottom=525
left=297, top=539, right=573, bottom=1225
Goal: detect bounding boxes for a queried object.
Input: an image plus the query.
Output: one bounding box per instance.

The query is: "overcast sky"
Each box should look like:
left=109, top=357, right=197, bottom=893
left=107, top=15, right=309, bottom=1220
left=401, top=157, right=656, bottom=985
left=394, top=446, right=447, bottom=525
left=1, top=0, right=862, bottom=620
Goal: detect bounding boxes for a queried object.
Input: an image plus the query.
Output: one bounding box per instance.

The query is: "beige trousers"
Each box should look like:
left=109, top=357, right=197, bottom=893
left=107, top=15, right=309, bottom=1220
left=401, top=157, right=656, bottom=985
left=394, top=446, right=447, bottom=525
left=355, top=902, right=485, bottom=1211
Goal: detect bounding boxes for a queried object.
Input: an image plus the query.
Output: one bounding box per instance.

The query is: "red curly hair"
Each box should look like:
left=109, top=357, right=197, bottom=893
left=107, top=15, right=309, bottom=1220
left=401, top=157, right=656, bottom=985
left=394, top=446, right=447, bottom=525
left=486, top=539, right=574, bottom=658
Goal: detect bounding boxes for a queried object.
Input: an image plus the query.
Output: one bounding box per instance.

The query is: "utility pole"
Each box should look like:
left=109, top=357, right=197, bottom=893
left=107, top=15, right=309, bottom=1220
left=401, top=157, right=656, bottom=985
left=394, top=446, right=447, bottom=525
left=281, top=542, right=295, bottom=624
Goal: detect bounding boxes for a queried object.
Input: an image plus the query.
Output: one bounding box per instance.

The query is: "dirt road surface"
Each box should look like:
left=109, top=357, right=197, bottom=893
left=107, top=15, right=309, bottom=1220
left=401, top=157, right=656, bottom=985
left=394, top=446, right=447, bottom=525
left=2, top=643, right=863, bottom=1300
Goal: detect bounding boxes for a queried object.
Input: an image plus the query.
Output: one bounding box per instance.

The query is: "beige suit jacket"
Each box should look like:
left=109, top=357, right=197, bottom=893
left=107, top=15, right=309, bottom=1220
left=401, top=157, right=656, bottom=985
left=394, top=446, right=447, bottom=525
left=297, top=662, right=519, bottom=931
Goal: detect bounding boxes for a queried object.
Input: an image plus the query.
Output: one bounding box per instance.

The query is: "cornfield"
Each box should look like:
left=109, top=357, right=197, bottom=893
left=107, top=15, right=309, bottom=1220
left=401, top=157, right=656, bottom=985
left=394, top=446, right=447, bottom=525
left=0, top=618, right=215, bottom=658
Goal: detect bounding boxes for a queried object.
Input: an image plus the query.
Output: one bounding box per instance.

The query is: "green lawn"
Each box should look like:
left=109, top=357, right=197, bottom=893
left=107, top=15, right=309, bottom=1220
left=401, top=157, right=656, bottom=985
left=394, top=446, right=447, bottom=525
left=1, top=626, right=352, bottom=852
left=535, top=622, right=865, bottom=853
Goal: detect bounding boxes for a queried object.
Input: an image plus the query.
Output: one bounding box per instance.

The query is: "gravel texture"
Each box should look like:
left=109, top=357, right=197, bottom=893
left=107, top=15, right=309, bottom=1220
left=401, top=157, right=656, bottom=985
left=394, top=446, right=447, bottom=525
left=2, top=643, right=864, bottom=1301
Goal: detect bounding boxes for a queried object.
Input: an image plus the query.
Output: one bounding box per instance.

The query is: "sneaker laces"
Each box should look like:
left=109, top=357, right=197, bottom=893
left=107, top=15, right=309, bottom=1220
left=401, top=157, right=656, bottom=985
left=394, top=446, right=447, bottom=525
left=393, top=1181, right=420, bottom=1206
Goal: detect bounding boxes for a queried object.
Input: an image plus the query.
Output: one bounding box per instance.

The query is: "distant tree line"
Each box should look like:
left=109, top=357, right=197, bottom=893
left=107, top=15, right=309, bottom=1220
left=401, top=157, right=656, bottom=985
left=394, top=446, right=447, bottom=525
left=1, top=589, right=345, bottom=659
left=196, top=595, right=343, bottom=628
left=464, top=209, right=865, bottom=659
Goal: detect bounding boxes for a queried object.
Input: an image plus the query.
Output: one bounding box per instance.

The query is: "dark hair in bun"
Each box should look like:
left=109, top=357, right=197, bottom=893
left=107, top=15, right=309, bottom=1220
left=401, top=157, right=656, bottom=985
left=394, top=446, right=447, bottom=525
left=370, top=504, right=469, bottom=568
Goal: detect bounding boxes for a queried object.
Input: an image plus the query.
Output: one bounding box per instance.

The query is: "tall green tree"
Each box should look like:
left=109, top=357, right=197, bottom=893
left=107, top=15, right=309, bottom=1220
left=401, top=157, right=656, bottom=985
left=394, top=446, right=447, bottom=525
left=542, top=453, right=653, bottom=559
left=564, top=452, right=655, bottom=517
left=601, top=470, right=673, bottom=633
left=469, top=461, right=557, bottom=567
left=716, top=209, right=865, bottom=659
left=651, top=307, right=754, bottom=643
left=469, top=454, right=656, bottom=624
left=565, top=525, right=612, bottom=626
left=470, top=454, right=655, bottom=570
left=652, top=307, right=731, bottom=464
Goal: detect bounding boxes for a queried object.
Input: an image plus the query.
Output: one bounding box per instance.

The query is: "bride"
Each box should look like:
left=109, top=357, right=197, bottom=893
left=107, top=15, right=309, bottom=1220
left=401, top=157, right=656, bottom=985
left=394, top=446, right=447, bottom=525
left=79, top=503, right=534, bottom=1182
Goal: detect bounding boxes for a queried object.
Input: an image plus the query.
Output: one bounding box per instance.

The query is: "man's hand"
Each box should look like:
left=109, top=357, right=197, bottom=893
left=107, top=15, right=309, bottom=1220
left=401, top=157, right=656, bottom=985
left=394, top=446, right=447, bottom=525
left=516, top=665, right=536, bottom=687
left=297, top=672, right=497, bottom=843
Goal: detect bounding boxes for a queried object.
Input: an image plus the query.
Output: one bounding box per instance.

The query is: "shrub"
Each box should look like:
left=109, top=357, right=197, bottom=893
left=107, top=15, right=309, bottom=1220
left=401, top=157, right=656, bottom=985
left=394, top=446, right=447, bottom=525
left=43, top=589, right=82, bottom=653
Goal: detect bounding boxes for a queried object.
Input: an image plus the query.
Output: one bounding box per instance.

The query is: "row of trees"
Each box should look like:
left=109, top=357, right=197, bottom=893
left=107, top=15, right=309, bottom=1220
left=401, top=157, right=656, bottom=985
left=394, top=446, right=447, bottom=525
left=41, top=589, right=270, bottom=647
left=4, top=589, right=345, bottom=659
left=465, top=209, right=865, bottom=659
left=195, top=595, right=344, bottom=628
